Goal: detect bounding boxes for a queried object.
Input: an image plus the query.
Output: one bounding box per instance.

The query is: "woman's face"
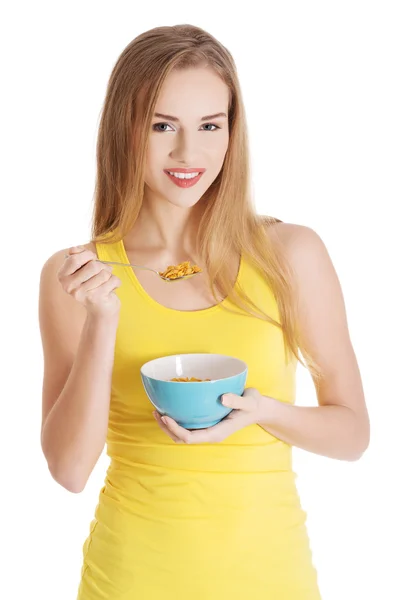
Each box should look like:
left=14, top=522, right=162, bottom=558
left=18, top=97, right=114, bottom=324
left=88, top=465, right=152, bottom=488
left=144, top=66, right=230, bottom=209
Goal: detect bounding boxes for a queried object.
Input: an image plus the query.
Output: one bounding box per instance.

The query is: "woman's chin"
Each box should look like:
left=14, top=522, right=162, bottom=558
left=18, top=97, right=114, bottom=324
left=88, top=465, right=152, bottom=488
left=165, top=196, right=203, bottom=209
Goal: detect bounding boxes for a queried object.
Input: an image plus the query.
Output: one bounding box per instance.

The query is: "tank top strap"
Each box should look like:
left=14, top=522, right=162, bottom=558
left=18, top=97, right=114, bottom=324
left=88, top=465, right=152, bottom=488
left=95, top=237, right=125, bottom=264
left=94, top=237, right=137, bottom=291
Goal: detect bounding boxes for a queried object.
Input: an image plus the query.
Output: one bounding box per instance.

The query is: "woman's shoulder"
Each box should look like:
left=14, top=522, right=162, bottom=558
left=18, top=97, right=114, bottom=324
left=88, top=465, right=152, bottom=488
left=260, top=215, right=308, bottom=247
left=262, top=218, right=329, bottom=281
left=83, top=241, right=97, bottom=253
left=259, top=217, right=326, bottom=274
left=41, top=241, right=97, bottom=271
left=39, top=243, right=99, bottom=295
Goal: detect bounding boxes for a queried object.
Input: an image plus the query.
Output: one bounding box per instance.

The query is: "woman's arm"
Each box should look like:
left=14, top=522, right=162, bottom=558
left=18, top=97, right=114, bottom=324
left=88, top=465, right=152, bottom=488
left=258, top=396, right=368, bottom=461
left=39, top=245, right=120, bottom=493
left=259, top=224, right=370, bottom=460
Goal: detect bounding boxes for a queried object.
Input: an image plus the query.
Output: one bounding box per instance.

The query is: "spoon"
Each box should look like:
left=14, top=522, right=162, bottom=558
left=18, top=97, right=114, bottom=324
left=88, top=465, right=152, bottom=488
left=96, top=259, right=201, bottom=282
left=64, top=254, right=202, bottom=282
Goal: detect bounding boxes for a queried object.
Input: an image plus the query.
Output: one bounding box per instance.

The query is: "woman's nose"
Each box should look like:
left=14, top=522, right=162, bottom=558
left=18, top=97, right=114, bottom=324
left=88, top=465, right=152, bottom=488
left=170, top=131, right=199, bottom=163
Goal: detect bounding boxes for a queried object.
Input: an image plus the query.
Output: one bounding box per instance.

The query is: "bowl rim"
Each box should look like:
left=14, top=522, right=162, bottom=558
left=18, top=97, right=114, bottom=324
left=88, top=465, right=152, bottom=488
left=140, top=353, right=248, bottom=383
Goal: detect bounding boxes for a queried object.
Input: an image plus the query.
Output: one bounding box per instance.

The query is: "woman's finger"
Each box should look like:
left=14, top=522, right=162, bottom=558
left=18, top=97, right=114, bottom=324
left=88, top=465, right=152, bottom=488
left=153, top=412, right=182, bottom=443
left=160, top=415, right=196, bottom=444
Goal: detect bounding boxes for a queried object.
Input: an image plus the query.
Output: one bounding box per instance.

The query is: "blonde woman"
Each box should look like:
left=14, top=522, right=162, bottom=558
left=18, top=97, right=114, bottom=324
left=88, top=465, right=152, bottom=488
left=39, top=24, right=370, bottom=599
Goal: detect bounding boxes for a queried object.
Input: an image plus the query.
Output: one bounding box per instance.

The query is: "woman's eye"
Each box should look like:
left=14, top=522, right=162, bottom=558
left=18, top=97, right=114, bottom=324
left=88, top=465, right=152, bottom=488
left=202, top=123, right=220, bottom=131
left=152, top=123, right=221, bottom=132
left=153, top=123, right=172, bottom=132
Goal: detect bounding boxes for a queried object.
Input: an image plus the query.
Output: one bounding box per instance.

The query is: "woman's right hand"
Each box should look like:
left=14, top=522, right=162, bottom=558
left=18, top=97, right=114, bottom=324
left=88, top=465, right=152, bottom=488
left=57, top=246, right=122, bottom=318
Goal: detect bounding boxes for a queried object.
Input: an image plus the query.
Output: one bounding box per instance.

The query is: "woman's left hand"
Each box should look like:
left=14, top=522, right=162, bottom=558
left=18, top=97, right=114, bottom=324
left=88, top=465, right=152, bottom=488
left=153, top=387, right=276, bottom=444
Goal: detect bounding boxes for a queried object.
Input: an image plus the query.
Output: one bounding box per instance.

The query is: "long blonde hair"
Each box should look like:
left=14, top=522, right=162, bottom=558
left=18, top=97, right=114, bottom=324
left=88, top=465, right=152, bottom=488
left=90, top=24, right=323, bottom=382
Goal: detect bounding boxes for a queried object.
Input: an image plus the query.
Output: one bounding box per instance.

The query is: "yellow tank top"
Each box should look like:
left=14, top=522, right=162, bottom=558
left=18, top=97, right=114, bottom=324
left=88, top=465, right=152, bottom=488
left=77, top=238, right=321, bottom=600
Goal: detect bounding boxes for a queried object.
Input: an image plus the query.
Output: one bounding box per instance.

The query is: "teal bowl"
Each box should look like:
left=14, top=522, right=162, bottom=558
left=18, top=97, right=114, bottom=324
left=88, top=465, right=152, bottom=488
left=140, top=353, right=248, bottom=429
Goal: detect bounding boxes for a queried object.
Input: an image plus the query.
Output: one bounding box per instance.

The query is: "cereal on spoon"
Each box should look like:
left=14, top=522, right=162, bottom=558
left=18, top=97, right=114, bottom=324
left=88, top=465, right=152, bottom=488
left=158, top=260, right=202, bottom=280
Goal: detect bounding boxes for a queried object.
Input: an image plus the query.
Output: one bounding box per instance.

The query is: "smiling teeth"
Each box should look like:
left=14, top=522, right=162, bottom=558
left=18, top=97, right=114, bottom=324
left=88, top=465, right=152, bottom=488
left=167, top=171, right=200, bottom=179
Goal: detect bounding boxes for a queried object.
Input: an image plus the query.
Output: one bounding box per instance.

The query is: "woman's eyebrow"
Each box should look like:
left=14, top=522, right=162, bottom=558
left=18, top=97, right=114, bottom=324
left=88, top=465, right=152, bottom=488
left=153, top=112, right=228, bottom=122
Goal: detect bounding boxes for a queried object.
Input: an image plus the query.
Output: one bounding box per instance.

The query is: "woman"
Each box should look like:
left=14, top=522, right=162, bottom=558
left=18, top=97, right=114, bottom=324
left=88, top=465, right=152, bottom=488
left=39, top=24, right=370, bottom=599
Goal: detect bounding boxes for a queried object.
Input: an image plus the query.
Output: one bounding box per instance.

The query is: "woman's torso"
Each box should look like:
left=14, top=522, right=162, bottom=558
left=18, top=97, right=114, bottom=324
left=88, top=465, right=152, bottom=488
left=77, top=228, right=321, bottom=599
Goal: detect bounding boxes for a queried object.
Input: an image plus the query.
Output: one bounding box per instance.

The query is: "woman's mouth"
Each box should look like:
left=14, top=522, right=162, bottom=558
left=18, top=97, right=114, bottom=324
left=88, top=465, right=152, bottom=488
left=164, top=169, right=204, bottom=188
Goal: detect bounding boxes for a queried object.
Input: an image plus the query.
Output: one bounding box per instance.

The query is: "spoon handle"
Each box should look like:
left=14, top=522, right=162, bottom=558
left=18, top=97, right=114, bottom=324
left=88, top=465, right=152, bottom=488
left=96, top=259, right=159, bottom=275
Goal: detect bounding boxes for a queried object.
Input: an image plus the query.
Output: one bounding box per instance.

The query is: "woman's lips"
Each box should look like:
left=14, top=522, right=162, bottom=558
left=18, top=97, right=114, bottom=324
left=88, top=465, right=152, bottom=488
left=164, top=170, right=204, bottom=188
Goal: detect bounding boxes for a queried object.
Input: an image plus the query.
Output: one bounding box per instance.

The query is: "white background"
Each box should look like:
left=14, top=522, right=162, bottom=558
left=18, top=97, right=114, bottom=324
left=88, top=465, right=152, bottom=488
left=2, top=2, right=399, bottom=598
